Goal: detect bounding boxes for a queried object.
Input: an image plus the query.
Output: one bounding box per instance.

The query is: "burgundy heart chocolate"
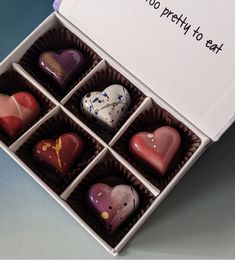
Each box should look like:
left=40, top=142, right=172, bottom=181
left=88, top=183, right=139, bottom=232
left=34, top=132, right=85, bottom=176
left=0, top=92, right=40, bottom=138
left=129, top=126, right=181, bottom=176
left=39, top=49, right=85, bottom=90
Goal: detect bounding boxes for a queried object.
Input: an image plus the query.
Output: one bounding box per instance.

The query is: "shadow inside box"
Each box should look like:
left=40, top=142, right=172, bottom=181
left=64, top=65, right=146, bottom=144
left=15, top=111, right=103, bottom=195
left=66, top=152, right=156, bottom=248
left=120, top=125, right=235, bottom=254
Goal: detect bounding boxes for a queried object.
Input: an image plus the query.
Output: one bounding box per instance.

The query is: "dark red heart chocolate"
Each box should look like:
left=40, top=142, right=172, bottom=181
left=34, top=133, right=85, bottom=176
left=0, top=92, right=40, bottom=138
left=88, top=183, right=139, bottom=232
left=39, top=49, right=85, bottom=90
left=129, top=126, right=181, bottom=176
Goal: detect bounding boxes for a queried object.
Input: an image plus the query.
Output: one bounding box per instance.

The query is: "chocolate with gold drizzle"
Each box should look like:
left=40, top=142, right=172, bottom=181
left=39, top=49, right=85, bottom=90
left=33, top=132, right=85, bottom=176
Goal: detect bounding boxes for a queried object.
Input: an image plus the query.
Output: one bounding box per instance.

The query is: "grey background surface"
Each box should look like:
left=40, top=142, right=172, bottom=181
left=0, top=0, right=234, bottom=259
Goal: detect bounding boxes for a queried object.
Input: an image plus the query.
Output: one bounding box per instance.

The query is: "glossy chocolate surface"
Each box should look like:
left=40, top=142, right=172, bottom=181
left=88, top=183, right=139, bottom=232
left=129, top=126, right=181, bottom=176
left=34, top=132, right=85, bottom=176
left=0, top=92, right=40, bottom=138
left=39, top=49, right=85, bottom=90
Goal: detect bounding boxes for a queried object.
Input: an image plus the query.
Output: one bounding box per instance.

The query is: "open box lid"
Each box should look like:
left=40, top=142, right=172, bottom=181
left=55, top=0, right=235, bottom=141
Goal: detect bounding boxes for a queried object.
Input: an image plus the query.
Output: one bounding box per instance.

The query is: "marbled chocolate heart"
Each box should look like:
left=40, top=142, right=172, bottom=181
left=0, top=92, right=40, bottom=138
left=129, top=126, right=181, bottom=176
left=39, top=49, right=85, bottom=89
left=81, top=84, right=131, bottom=128
left=88, top=183, right=139, bottom=232
left=34, top=133, right=85, bottom=176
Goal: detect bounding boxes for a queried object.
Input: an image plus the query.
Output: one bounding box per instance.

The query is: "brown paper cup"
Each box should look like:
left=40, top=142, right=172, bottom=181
left=65, top=65, right=146, bottom=143
left=0, top=71, right=55, bottom=146
left=20, top=27, right=101, bottom=100
left=113, top=102, right=202, bottom=190
left=16, top=110, right=103, bottom=195
left=66, top=152, right=155, bottom=248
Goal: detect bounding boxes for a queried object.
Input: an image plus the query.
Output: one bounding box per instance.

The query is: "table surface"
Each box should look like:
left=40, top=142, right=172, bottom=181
left=0, top=0, right=234, bottom=259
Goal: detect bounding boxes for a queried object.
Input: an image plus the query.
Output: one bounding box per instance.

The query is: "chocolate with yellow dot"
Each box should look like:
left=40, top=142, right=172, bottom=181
left=33, top=133, right=85, bottom=176
left=87, top=183, right=139, bottom=232
left=81, top=84, right=131, bottom=128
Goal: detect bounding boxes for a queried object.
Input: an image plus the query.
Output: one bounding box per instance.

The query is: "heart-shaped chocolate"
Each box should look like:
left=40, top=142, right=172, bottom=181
left=0, top=92, right=40, bottom=138
left=34, top=133, right=85, bottom=176
left=81, top=84, right=131, bottom=128
left=129, top=126, right=181, bottom=176
left=39, top=49, right=85, bottom=90
left=88, top=183, right=139, bottom=232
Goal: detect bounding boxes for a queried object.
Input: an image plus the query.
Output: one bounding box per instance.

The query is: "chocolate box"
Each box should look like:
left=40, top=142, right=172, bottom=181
left=0, top=0, right=234, bottom=256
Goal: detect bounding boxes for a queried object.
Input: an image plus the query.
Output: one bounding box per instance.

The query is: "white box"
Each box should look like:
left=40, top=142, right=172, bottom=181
left=0, top=0, right=234, bottom=256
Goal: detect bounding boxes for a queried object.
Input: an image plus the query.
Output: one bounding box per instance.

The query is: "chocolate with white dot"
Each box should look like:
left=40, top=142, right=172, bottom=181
left=87, top=183, right=139, bottom=232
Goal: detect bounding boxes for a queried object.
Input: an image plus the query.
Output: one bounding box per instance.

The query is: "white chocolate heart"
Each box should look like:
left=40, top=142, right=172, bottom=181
left=81, top=84, right=131, bottom=128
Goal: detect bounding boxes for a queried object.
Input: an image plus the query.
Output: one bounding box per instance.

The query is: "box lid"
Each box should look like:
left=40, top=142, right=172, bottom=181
left=56, top=0, right=235, bottom=141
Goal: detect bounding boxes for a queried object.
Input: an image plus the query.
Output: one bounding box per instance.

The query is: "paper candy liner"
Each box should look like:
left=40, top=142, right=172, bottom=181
left=0, top=71, right=55, bottom=146
left=20, top=27, right=101, bottom=100
left=113, top=102, right=202, bottom=190
left=16, top=111, right=103, bottom=195
left=65, top=65, right=146, bottom=143
left=66, top=152, right=155, bottom=248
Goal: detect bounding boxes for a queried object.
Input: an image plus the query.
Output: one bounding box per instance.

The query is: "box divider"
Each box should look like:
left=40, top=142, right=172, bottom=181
left=9, top=106, right=60, bottom=152
left=109, top=97, right=152, bottom=146
left=60, top=59, right=107, bottom=105
left=60, top=147, right=108, bottom=200
left=61, top=106, right=107, bottom=148
left=12, top=63, right=60, bottom=106
left=109, top=148, right=160, bottom=197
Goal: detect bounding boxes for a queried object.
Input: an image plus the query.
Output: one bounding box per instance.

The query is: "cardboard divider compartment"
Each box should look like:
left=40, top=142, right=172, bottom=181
left=109, top=97, right=152, bottom=147
left=64, top=61, right=146, bottom=143
left=15, top=107, right=104, bottom=195
left=0, top=69, right=56, bottom=146
left=64, top=149, right=156, bottom=248
left=19, top=27, right=101, bottom=101
left=60, top=60, right=107, bottom=105
left=112, top=99, right=202, bottom=190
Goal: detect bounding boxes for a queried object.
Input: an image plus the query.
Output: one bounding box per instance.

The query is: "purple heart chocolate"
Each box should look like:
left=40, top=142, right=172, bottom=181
left=88, top=183, right=139, bottom=232
left=39, top=49, right=85, bottom=90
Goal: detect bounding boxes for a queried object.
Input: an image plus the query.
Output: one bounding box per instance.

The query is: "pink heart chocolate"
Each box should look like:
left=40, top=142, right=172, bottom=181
left=39, top=49, right=85, bottom=89
left=88, top=183, right=139, bottom=232
left=129, top=126, right=181, bottom=176
left=0, top=92, right=40, bottom=138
